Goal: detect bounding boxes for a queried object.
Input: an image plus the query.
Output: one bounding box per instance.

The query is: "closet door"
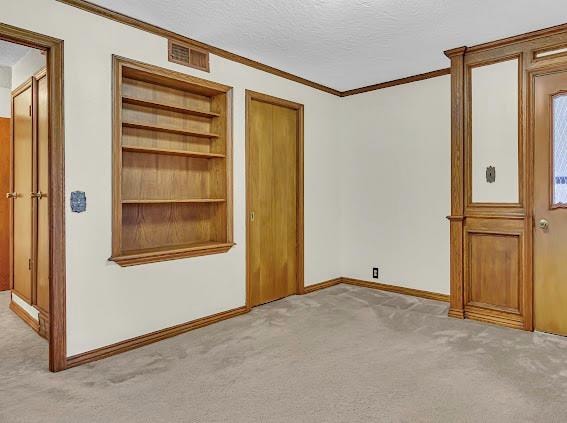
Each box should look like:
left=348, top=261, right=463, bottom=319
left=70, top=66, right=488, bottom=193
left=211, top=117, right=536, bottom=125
left=247, top=93, right=301, bottom=307
left=11, top=82, right=34, bottom=302
left=35, top=70, right=49, bottom=313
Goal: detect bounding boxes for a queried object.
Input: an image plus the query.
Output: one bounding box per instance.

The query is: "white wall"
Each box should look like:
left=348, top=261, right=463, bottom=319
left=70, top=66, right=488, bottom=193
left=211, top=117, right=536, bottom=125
left=340, top=76, right=451, bottom=294
left=11, top=48, right=45, bottom=89
left=471, top=59, right=519, bottom=203
left=3, top=0, right=343, bottom=356
left=0, top=66, right=10, bottom=118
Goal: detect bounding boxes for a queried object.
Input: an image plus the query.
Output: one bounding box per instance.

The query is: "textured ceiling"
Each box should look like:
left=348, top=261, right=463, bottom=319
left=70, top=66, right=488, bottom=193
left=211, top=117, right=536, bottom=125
left=89, top=0, right=567, bottom=91
left=0, top=39, right=33, bottom=67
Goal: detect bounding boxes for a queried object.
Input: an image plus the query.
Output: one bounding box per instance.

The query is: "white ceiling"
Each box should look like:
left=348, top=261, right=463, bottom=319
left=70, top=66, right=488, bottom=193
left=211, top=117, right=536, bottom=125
left=90, top=0, right=567, bottom=91
left=0, top=39, right=33, bottom=67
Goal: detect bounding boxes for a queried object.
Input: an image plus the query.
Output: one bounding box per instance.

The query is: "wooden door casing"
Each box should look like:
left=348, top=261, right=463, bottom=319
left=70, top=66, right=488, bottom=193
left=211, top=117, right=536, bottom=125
left=35, top=69, right=49, bottom=314
left=533, top=69, right=567, bottom=336
left=11, top=82, right=34, bottom=303
left=0, top=117, right=9, bottom=291
left=246, top=91, right=304, bottom=308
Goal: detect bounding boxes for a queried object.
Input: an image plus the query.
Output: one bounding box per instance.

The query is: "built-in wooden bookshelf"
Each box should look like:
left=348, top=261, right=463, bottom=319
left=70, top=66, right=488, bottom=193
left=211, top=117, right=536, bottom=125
left=110, top=56, right=233, bottom=266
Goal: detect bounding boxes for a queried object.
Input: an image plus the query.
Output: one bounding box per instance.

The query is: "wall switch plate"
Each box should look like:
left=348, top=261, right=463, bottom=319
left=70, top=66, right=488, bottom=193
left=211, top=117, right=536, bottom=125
left=70, top=191, right=86, bottom=213
left=372, top=267, right=379, bottom=279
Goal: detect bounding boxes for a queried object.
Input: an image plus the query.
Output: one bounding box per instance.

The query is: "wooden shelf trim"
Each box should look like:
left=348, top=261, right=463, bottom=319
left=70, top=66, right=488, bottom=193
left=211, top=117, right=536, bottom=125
left=122, top=121, right=219, bottom=138
left=122, top=199, right=226, bottom=204
left=109, top=242, right=235, bottom=266
left=122, top=96, right=220, bottom=118
left=122, top=145, right=225, bottom=159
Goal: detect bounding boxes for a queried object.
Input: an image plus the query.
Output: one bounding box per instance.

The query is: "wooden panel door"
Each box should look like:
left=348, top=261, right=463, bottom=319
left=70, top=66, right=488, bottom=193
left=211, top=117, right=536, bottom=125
left=11, top=83, right=34, bottom=302
left=534, top=69, right=567, bottom=336
left=247, top=92, right=302, bottom=307
left=0, top=117, right=9, bottom=291
left=35, top=71, right=49, bottom=313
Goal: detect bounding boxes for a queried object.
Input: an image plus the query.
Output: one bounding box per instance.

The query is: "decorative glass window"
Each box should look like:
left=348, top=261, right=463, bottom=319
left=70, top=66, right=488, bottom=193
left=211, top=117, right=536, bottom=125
left=552, top=93, right=567, bottom=206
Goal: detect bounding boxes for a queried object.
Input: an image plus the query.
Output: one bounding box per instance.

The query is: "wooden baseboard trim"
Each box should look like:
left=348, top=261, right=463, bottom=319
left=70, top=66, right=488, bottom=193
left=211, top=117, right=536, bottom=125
left=341, top=277, right=450, bottom=302
left=464, top=309, right=525, bottom=330
left=303, top=277, right=343, bottom=294
left=10, top=301, right=40, bottom=333
left=66, top=305, right=249, bottom=368
left=64, top=276, right=449, bottom=369
left=448, top=308, right=465, bottom=319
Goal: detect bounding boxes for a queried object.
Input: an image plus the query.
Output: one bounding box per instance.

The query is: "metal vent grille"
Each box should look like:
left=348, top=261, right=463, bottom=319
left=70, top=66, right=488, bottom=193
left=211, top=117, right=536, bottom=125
left=168, top=40, right=210, bottom=72
left=170, top=43, right=190, bottom=64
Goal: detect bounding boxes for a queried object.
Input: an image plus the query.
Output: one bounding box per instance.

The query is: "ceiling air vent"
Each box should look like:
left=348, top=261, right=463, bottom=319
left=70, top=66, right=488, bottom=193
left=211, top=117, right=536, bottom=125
left=168, top=39, right=210, bottom=72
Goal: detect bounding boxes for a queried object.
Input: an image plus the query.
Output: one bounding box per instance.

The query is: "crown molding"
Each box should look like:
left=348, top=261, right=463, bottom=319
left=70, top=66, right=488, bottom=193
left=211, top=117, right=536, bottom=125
left=340, top=68, right=450, bottom=97
left=444, top=46, right=467, bottom=59
left=56, top=0, right=342, bottom=96
left=57, top=0, right=454, bottom=97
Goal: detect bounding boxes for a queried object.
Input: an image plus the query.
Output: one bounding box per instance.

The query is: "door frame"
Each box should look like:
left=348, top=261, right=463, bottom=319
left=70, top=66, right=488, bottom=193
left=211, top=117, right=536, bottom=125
left=0, top=23, right=66, bottom=372
left=245, top=90, right=304, bottom=309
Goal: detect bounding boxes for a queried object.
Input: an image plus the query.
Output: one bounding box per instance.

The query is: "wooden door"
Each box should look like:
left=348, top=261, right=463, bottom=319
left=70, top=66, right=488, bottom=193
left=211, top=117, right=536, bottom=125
left=534, top=69, right=567, bottom=335
left=35, top=70, right=49, bottom=313
left=0, top=117, right=9, bottom=291
left=247, top=92, right=303, bottom=307
left=11, top=83, right=34, bottom=302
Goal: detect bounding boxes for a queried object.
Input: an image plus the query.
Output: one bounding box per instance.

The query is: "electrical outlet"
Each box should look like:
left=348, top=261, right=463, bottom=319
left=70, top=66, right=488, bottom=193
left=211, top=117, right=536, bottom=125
left=372, top=267, right=379, bottom=279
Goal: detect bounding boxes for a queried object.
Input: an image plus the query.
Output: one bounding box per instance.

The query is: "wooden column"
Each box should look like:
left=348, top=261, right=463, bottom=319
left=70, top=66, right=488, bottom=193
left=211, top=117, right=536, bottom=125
left=445, top=47, right=467, bottom=319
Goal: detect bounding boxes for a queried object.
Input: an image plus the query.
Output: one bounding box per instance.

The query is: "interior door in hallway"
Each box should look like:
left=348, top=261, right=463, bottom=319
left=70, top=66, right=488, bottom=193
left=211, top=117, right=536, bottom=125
left=534, top=69, right=567, bottom=335
left=247, top=92, right=303, bottom=307
left=11, top=83, right=33, bottom=302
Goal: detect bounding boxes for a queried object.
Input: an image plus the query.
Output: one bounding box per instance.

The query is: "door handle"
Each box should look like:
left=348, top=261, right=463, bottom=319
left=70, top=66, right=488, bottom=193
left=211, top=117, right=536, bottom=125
left=537, top=219, right=549, bottom=231
left=31, top=191, right=46, bottom=199
left=6, top=192, right=18, bottom=199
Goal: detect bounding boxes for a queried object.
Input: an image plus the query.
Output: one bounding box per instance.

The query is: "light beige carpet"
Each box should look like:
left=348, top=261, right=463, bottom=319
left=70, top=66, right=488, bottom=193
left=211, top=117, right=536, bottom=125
left=1, top=285, right=567, bottom=423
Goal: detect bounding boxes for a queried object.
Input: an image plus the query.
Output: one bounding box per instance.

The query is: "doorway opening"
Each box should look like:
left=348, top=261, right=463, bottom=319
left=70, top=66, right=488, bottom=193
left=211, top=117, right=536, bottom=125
left=0, top=24, right=65, bottom=372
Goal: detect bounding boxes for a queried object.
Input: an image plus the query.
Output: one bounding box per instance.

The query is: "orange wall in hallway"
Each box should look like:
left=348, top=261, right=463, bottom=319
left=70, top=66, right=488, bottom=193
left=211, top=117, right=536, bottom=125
left=0, top=117, right=10, bottom=291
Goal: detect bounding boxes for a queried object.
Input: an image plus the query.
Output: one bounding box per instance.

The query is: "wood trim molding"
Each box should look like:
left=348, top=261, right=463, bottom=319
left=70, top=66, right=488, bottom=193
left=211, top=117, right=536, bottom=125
left=341, top=277, right=449, bottom=302
left=446, top=47, right=467, bottom=319
left=303, top=278, right=343, bottom=294
left=467, top=22, right=567, bottom=54
left=64, top=276, right=448, bottom=368
left=56, top=0, right=341, bottom=96
left=56, top=0, right=449, bottom=97
left=340, top=68, right=450, bottom=97
left=10, top=301, right=40, bottom=333
left=66, top=306, right=249, bottom=368
left=0, top=23, right=66, bottom=373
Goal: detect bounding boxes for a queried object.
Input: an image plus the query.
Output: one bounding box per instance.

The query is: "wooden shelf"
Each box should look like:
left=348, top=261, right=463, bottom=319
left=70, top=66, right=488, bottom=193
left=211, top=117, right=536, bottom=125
left=122, top=96, right=221, bottom=118
left=122, top=145, right=225, bottom=159
left=113, top=57, right=233, bottom=267
left=122, top=121, right=219, bottom=138
left=122, top=199, right=226, bottom=204
left=109, top=241, right=235, bottom=266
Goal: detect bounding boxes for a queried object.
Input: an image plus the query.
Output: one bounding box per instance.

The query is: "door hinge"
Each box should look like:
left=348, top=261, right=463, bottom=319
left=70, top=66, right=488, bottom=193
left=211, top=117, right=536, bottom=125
left=28, top=258, right=32, bottom=270
left=29, top=105, right=32, bottom=116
